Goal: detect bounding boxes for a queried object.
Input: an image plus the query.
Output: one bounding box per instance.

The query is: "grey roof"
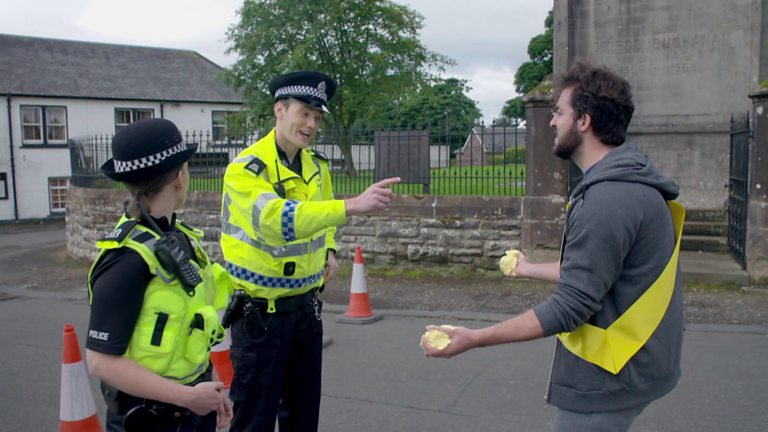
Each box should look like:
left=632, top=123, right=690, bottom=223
left=467, top=127, right=526, bottom=153
left=0, top=34, right=242, bottom=103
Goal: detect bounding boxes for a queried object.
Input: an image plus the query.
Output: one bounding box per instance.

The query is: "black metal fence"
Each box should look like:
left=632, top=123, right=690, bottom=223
left=69, top=127, right=527, bottom=196
left=568, top=162, right=583, bottom=195
left=727, top=113, right=750, bottom=269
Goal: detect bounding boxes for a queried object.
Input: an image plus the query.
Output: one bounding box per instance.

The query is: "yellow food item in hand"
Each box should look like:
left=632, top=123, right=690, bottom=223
left=422, top=325, right=457, bottom=350
left=499, top=249, right=522, bottom=276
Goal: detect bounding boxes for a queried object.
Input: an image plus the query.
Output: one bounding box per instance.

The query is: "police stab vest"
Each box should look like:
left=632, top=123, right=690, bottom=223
left=88, top=216, right=231, bottom=384
left=557, top=201, right=685, bottom=374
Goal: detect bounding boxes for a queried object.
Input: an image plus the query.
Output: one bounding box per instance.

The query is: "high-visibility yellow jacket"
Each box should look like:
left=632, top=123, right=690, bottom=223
left=220, top=129, right=346, bottom=312
left=88, top=217, right=230, bottom=384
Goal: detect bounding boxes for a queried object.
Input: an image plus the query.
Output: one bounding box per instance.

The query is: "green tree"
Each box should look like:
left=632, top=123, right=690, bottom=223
left=501, top=96, right=525, bottom=123
left=224, top=0, right=452, bottom=176
left=498, top=9, right=553, bottom=123
left=491, top=116, right=513, bottom=127
left=384, top=77, right=481, bottom=151
left=514, top=9, right=553, bottom=95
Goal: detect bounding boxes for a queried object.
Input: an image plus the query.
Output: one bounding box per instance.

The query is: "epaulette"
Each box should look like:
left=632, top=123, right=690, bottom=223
left=244, top=157, right=267, bottom=176
left=176, top=220, right=194, bottom=231
left=310, top=150, right=329, bottom=162
left=100, top=219, right=138, bottom=243
left=175, top=219, right=204, bottom=240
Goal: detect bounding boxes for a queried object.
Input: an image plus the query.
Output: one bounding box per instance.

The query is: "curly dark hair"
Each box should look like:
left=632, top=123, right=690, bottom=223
left=554, top=61, right=634, bottom=147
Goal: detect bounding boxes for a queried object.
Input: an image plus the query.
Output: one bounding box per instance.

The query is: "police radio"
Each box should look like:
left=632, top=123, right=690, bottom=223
left=136, top=202, right=201, bottom=296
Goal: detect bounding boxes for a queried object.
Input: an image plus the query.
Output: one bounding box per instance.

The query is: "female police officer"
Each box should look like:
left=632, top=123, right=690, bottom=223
left=85, top=118, right=233, bottom=431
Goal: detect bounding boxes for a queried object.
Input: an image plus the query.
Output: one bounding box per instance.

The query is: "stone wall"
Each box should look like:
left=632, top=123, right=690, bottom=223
left=554, top=0, right=765, bottom=209
left=67, top=186, right=564, bottom=269
left=747, top=89, right=768, bottom=283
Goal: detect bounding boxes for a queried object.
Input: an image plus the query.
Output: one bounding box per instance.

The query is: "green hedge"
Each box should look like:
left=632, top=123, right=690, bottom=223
left=490, top=146, right=526, bottom=165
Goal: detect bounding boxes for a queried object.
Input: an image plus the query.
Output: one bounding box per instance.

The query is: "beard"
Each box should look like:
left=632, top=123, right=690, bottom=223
left=553, top=122, right=583, bottom=160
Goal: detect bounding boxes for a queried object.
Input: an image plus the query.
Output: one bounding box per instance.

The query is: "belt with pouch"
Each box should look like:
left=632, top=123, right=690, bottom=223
left=123, top=402, right=190, bottom=432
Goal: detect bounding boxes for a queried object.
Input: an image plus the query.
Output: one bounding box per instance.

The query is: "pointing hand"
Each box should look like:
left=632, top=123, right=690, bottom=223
left=345, top=177, right=400, bottom=215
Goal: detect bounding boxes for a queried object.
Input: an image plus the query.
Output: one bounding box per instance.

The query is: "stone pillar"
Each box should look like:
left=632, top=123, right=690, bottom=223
left=521, top=82, right=569, bottom=259
left=552, top=0, right=574, bottom=75
left=747, top=89, right=768, bottom=283
left=760, top=0, right=768, bottom=82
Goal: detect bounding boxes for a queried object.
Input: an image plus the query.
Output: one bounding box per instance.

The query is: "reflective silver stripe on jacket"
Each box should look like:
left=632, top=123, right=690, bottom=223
left=253, top=192, right=280, bottom=229
left=129, top=226, right=158, bottom=249
left=164, top=361, right=208, bottom=384
left=222, top=193, right=326, bottom=258
left=232, top=154, right=256, bottom=164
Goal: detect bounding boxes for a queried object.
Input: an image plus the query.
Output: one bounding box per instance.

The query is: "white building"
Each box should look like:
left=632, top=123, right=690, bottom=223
left=0, top=34, right=242, bottom=222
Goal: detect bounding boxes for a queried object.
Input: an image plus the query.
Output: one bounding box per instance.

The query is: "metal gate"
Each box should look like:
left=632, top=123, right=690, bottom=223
left=568, top=161, right=582, bottom=194
left=727, top=113, right=750, bottom=269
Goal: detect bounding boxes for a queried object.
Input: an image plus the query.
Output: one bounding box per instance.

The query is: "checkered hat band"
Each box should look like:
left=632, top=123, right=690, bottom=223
left=275, top=85, right=328, bottom=102
left=114, top=142, right=186, bottom=173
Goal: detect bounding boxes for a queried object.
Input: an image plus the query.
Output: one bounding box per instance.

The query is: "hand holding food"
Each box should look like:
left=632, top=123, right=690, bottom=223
left=499, top=249, right=522, bottom=276
left=420, top=325, right=457, bottom=351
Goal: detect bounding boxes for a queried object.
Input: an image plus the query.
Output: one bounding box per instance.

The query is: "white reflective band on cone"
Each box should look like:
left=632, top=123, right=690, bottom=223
left=350, top=263, right=367, bottom=294
left=60, top=362, right=98, bottom=421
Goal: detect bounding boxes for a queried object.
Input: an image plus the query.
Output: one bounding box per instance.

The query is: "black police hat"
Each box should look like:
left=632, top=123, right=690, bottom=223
left=101, top=118, right=197, bottom=183
left=268, top=71, right=337, bottom=113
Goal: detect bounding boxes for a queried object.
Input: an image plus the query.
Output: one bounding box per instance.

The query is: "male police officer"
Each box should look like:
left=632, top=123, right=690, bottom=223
left=220, top=71, right=399, bottom=431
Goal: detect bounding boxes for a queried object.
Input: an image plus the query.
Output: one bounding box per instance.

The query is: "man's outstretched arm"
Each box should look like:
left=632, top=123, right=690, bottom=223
left=421, top=309, right=545, bottom=359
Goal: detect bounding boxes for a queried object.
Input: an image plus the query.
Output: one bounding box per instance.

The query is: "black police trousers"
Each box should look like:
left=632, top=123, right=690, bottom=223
left=228, top=297, right=324, bottom=432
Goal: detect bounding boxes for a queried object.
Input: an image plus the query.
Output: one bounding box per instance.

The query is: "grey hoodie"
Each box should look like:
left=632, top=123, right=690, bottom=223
left=533, top=142, right=684, bottom=413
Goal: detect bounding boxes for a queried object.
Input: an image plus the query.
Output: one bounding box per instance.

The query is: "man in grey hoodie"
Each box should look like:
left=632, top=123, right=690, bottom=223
left=422, top=61, right=683, bottom=432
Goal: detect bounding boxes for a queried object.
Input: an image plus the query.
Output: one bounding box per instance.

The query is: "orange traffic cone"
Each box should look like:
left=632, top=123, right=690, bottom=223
left=211, top=326, right=234, bottom=389
left=60, top=324, right=103, bottom=432
left=336, top=245, right=383, bottom=324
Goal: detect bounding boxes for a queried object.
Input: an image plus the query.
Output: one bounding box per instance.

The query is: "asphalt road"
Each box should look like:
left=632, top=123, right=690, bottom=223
left=0, top=223, right=66, bottom=259
left=1, top=226, right=767, bottom=431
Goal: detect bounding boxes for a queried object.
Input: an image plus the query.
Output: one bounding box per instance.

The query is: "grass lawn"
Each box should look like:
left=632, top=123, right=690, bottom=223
left=79, top=164, right=526, bottom=197
left=331, top=164, right=526, bottom=196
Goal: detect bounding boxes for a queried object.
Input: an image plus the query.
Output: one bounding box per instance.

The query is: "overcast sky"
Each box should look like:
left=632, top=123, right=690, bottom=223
left=1, top=0, right=552, bottom=124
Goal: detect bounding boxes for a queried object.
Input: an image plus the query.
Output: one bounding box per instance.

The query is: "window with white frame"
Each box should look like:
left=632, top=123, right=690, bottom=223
left=115, top=108, right=154, bottom=132
left=21, top=106, right=68, bottom=145
left=212, top=111, right=236, bottom=142
left=49, top=177, right=69, bottom=213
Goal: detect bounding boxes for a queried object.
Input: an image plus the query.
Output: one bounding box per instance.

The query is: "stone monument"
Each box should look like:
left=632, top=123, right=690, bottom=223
left=554, top=0, right=765, bottom=209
